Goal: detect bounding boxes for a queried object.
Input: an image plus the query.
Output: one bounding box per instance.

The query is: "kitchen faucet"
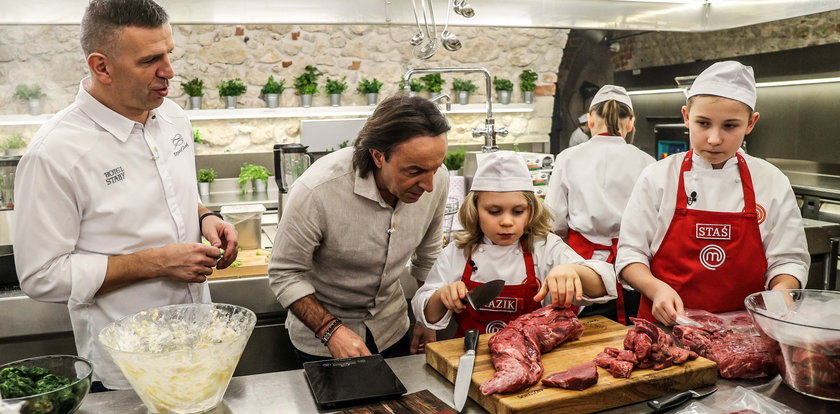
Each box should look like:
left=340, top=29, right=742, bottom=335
left=403, top=67, right=507, bottom=152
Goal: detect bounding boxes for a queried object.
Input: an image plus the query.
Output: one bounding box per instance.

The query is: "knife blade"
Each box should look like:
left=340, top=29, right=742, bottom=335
left=647, top=386, right=717, bottom=412
left=453, top=329, right=479, bottom=412
left=461, top=279, right=505, bottom=310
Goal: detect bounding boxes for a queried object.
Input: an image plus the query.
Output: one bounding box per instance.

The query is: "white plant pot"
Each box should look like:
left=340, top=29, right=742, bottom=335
left=456, top=91, right=470, bottom=105
left=498, top=90, right=511, bottom=105
left=300, top=94, right=313, bottom=108
left=198, top=182, right=210, bottom=196
left=5, top=148, right=25, bottom=157
left=189, top=96, right=203, bottom=110
left=523, top=90, right=535, bottom=104
left=223, top=95, right=237, bottom=109
left=366, top=93, right=379, bottom=106
left=265, top=93, right=280, bottom=108
left=329, top=94, right=341, bottom=107
left=27, top=99, right=41, bottom=116
left=253, top=179, right=267, bottom=193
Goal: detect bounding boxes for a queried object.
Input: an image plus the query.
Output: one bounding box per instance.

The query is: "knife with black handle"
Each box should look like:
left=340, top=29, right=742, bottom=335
left=648, top=387, right=717, bottom=412
left=453, top=329, right=480, bottom=412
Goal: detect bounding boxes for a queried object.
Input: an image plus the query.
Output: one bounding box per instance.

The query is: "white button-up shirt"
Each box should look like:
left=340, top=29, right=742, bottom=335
left=546, top=135, right=656, bottom=260
left=13, top=79, right=208, bottom=389
left=412, top=234, right=617, bottom=330
left=616, top=150, right=810, bottom=288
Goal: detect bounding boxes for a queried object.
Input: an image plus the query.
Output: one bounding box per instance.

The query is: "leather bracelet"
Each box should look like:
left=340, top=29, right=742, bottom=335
left=314, top=317, right=337, bottom=339
left=320, top=319, right=343, bottom=346
left=199, top=212, right=223, bottom=229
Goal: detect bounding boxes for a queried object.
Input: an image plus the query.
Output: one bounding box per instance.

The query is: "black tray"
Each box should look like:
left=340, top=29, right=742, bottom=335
left=303, top=354, right=407, bottom=409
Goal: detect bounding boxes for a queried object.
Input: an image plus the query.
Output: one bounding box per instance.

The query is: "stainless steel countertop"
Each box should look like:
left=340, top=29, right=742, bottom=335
left=78, top=354, right=840, bottom=413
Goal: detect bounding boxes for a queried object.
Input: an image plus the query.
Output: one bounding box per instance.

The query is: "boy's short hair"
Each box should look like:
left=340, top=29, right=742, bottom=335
left=81, top=0, right=169, bottom=57
left=454, top=191, right=553, bottom=258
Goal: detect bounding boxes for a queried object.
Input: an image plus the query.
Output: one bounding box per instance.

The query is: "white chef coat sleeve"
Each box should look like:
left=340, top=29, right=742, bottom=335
left=615, top=165, right=660, bottom=281
left=267, top=181, right=321, bottom=308
left=545, top=156, right=570, bottom=238
left=760, top=175, right=810, bottom=288
left=540, top=234, right=617, bottom=304
left=411, top=242, right=461, bottom=330
left=410, top=166, right=449, bottom=282
left=13, top=148, right=108, bottom=306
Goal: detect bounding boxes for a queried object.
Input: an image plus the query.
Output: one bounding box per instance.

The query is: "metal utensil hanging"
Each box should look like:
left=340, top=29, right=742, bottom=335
left=410, top=0, right=473, bottom=60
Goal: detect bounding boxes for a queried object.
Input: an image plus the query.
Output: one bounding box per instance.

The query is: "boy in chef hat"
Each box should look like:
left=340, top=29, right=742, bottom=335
left=411, top=151, right=616, bottom=336
left=616, top=61, right=809, bottom=326
left=568, top=113, right=591, bottom=147
left=547, top=84, right=655, bottom=324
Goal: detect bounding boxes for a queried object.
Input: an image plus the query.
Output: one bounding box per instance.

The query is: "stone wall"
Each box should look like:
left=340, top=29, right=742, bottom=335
left=612, top=9, right=840, bottom=71
left=0, top=24, right=567, bottom=154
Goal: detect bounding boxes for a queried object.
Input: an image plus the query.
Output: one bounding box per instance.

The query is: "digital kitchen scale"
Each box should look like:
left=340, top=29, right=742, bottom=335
left=303, top=354, right=407, bottom=408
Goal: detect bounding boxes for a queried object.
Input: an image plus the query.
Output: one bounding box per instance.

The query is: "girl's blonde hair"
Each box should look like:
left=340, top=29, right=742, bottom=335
left=590, top=99, right=636, bottom=144
left=454, top=190, right=554, bottom=258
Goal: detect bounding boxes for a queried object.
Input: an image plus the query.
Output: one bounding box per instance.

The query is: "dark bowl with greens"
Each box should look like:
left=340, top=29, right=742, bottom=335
left=0, top=355, right=92, bottom=414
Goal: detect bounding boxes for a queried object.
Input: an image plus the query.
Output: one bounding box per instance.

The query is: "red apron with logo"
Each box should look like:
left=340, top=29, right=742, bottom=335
left=454, top=240, right=542, bottom=336
left=566, top=229, right=627, bottom=324
left=637, top=150, right=767, bottom=322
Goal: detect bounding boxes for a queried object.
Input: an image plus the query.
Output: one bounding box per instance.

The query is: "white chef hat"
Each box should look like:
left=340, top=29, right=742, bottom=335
left=589, top=85, right=633, bottom=111
left=687, top=61, right=756, bottom=110
left=471, top=151, right=534, bottom=192
left=578, top=114, right=588, bottom=124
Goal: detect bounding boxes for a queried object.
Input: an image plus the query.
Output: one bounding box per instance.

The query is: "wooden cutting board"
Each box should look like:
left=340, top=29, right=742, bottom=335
left=207, top=248, right=271, bottom=280
left=425, top=316, right=718, bottom=414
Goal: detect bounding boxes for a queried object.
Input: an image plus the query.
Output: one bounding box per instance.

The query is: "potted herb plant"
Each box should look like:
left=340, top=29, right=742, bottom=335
left=519, top=69, right=538, bottom=104
left=420, top=74, right=444, bottom=98
left=293, top=65, right=323, bottom=108
left=357, top=78, right=384, bottom=106
left=398, top=79, right=423, bottom=97
left=197, top=168, right=217, bottom=196
left=217, top=78, right=246, bottom=109
left=443, top=149, right=465, bottom=176
left=193, top=128, right=203, bottom=144
left=324, top=77, right=348, bottom=107
left=452, top=79, right=478, bottom=105
left=238, top=163, right=271, bottom=193
left=261, top=75, right=285, bottom=109
left=14, top=84, right=45, bottom=116
left=181, top=78, right=204, bottom=110
left=2, top=134, right=27, bottom=156
left=493, top=76, right=514, bottom=105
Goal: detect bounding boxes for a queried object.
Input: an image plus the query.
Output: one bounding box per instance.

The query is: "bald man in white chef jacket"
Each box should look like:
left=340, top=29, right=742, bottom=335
left=616, top=61, right=809, bottom=326
left=13, top=0, right=237, bottom=391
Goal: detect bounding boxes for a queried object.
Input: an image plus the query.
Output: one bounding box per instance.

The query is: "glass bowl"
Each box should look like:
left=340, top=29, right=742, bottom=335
left=744, top=289, right=840, bottom=401
left=98, top=303, right=256, bottom=414
left=0, top=355, right=92, bottom=414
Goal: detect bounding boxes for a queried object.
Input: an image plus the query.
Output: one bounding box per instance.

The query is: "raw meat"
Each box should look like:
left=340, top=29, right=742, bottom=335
left=542, top=363, right=598, bottom=390
left=480, top=306, right=584, bottom=395
left=673, top=324, right=776, bottom=379
left=595, top=317, right=697, bottom=379
left=763, top=339, right=840, bottom=400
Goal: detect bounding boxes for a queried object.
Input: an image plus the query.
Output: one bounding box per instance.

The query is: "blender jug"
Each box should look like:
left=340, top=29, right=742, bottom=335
left=273, top=144, right=313, bottom=213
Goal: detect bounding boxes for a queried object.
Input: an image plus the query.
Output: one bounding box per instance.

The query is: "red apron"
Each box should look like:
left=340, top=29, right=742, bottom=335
left=566, top=229, right=627, bottom=324
left=454, top=240, right=542, bottom=337
left=637, top=150, right=767, bottom=322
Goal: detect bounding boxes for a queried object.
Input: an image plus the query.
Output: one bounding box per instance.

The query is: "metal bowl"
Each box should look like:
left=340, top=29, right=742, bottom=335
left=745, top=289, right=840, bottom=401
left=0, top=355, right=92, bottom=414
left=98, top=303, right=256, bottom=414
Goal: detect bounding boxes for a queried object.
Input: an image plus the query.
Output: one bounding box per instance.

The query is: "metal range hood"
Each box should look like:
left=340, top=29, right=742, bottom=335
left=4, top=0, right=838, bottom=32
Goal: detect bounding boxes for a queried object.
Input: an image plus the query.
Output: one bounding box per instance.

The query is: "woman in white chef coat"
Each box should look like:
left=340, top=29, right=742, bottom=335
left=546, top=85, right=655, bottom=325
left=411, top=151, right=616, bottom=336
left=616, top=61, right=809, bottom=326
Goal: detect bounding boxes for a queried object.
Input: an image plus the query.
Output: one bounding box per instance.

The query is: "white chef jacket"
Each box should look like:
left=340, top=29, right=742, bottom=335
left=411, top=233, right=617, bottom=330
left=568, top=127, right=590, bottom=147
left=615, top=149, right=810, bottom=288
left=13, top=79, right=209, bottom=389
left=546, top=135, right=655, bottom=261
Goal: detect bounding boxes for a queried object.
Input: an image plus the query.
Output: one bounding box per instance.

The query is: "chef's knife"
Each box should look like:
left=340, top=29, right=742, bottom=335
left=647, top=387, right=717, bottom=412
left=461, top=279, right=505, bottom=310
left=675, top=314, right=704, bottom=328
left=453, top=329, right=479, bottom=412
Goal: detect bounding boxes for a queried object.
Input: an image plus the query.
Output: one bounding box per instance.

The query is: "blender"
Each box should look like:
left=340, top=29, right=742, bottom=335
left=273, top=143, right=313, bottom=218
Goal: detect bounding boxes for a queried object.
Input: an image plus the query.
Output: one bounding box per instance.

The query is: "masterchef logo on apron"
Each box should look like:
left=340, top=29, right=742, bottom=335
left=699, top=244, right=726, bottom=270
left=486, top=320, right=507, bottom=333
left=479, top=297, right=519, bottom=313
left=696, top=224, right=731, bottom=240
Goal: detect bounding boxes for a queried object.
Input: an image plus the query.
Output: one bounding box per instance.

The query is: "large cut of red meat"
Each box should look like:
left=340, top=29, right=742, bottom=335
left=479, top=306, right=584, bottom=395
left=594, top=317, right=697, bottom=379
left=542, top=362, right=598, bottom=390
left=672, top=324, right=776, bottom=379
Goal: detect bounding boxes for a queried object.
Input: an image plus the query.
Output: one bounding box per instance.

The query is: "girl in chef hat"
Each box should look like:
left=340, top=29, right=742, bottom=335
left=546, top=85, right=656, bottom=325
left=616, top=61, right=809, bottom=326
left=411, top=151, right=617, bottom=336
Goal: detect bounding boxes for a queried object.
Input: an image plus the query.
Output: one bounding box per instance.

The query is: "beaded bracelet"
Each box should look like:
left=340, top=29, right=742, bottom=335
left=319, top=319, right=343, bottom=346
